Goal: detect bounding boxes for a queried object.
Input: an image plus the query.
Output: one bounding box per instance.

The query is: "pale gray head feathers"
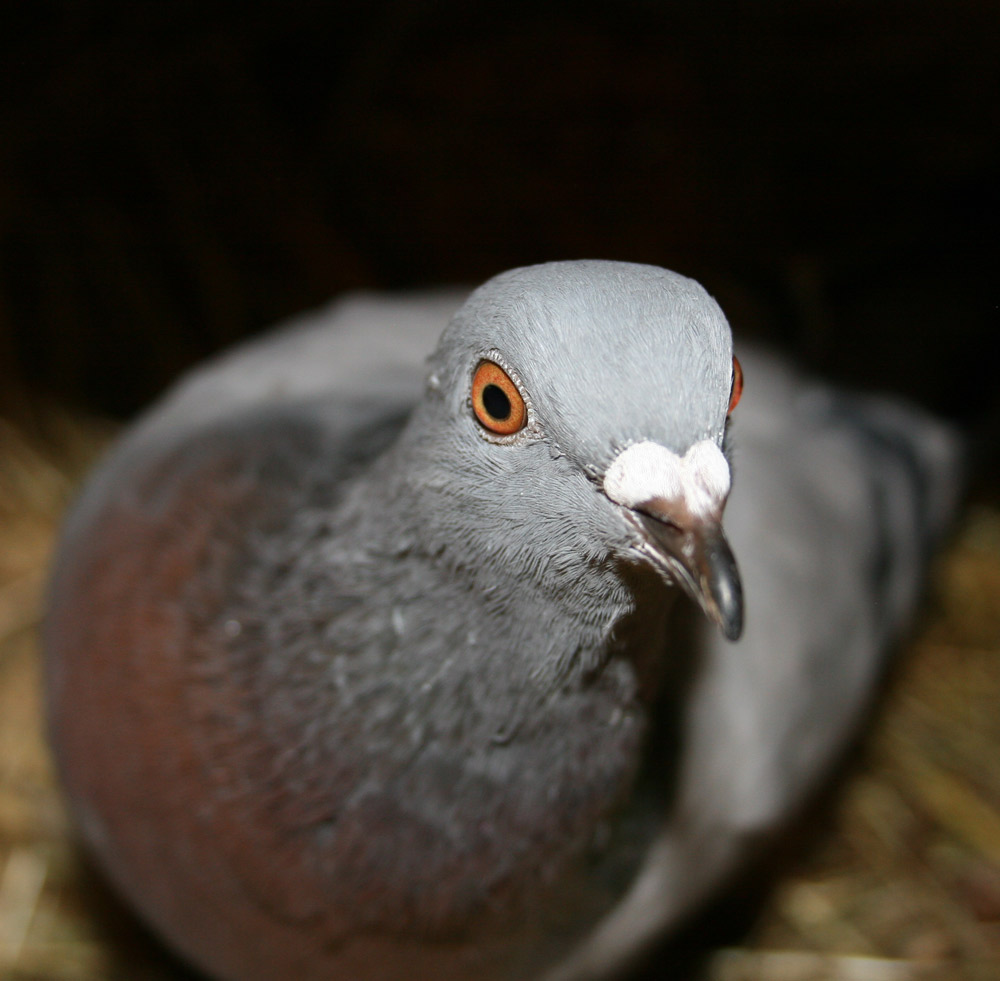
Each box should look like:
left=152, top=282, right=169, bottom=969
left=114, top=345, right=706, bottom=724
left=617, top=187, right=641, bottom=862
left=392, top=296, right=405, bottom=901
left=427, top=260, right=734, bottom=472
left=398, top=259, right=743, bottom=643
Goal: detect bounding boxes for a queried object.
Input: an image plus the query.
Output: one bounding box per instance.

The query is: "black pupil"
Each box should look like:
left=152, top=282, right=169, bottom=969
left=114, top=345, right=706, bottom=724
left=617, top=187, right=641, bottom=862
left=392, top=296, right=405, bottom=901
left=482, top=383, right=512, bottom=420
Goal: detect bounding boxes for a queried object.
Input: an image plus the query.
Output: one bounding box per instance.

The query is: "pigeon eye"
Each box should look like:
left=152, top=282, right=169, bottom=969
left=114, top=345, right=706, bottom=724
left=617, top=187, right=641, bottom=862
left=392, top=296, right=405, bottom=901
left=472, top=361, right=527, bottom=436
left=728, top=356, right=743, bottom=415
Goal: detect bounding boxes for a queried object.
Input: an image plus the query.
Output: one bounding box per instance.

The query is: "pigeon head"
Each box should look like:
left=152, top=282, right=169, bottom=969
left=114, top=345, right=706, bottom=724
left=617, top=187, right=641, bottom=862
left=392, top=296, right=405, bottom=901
left=405, top=260, right=743, bottom=641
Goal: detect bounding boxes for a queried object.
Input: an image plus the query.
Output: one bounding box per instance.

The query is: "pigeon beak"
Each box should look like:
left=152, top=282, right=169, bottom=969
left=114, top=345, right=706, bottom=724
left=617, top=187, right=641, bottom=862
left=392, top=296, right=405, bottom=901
left=632, top=505, right=744, bottom=641
left=603, top=440, right=744, bottom=641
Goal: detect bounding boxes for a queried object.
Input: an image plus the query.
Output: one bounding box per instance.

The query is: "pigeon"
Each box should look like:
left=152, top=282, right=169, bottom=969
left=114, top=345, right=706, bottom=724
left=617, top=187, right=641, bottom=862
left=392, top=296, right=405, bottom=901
left=44, top=261, right=960, bottom=981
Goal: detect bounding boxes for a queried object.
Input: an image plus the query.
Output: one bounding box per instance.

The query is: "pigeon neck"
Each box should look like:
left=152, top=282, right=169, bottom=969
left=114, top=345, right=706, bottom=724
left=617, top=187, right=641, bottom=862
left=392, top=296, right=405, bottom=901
left=331, top=438, right=678, bottom=702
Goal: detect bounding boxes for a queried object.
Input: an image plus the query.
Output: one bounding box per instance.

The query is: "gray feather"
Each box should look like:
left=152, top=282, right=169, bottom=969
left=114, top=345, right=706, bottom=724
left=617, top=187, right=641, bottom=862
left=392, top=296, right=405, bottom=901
left=45, top=261, right=961, bottom=981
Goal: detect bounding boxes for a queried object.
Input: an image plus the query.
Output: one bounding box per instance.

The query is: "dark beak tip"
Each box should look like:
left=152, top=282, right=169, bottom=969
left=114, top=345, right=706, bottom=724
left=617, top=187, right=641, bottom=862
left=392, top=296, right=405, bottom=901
left=706, top=551, right=744, bottom=642
left=720, top=610, right=744, bottom=642
left=632, top=507, right=744, bottom=642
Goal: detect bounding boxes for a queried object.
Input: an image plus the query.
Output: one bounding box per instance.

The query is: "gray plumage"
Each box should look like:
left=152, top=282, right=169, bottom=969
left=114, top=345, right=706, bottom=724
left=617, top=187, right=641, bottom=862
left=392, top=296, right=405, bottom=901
left=45, top=261, right=960, bottom=980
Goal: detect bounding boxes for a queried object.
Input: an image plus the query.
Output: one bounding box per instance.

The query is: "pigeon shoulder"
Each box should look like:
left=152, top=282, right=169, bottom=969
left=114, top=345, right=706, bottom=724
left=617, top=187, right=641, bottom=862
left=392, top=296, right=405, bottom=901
left=52, top=290, right=465, bottom=564
left=706, top=344, right=964, bottom=826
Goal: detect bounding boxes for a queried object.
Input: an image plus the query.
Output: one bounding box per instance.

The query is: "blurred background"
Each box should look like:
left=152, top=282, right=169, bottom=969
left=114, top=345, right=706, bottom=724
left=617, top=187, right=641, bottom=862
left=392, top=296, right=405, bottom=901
left=1, top=0, right=997, bottom=421
left=1, top=2, right=998, bottom=979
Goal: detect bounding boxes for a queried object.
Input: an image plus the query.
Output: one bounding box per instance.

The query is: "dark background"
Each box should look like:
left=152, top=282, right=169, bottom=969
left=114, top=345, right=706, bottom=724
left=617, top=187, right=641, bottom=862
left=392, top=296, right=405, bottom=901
left=1, top=0, right=997, bottom=429
left=1, top=5, right=998, bottom=978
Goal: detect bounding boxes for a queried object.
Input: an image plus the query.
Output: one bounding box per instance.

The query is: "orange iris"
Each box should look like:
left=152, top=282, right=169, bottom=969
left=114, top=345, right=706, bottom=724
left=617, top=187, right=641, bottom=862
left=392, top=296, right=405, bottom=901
left=472, top=361, right=527, bottom=436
